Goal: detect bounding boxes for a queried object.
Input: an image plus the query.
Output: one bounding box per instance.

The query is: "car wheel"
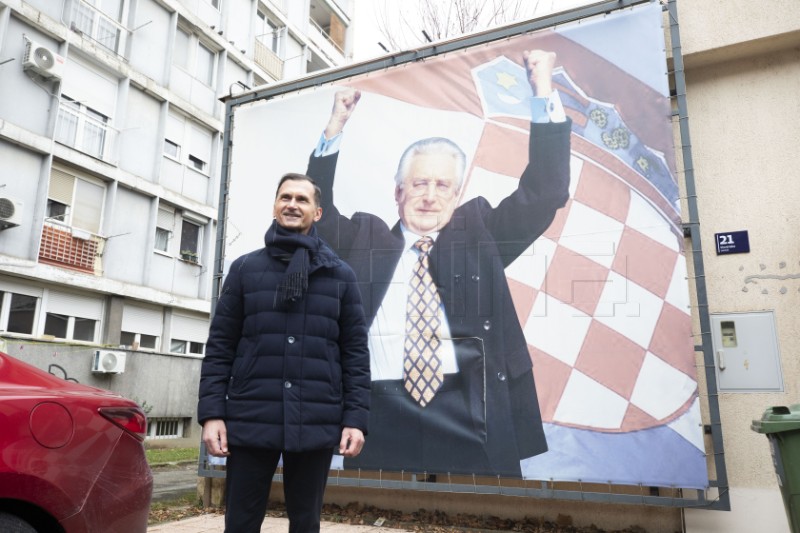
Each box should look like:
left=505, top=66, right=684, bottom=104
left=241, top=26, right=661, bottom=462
left=0, top=512, right=37, bottom=533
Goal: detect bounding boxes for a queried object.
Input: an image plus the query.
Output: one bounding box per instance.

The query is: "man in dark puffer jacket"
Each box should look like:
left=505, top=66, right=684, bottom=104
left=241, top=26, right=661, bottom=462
left=198, top=173, right=370, bottom=533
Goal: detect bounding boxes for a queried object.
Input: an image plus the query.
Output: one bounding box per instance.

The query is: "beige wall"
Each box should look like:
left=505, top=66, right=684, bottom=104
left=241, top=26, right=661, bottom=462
left=677, top=0, right=800, bottom=530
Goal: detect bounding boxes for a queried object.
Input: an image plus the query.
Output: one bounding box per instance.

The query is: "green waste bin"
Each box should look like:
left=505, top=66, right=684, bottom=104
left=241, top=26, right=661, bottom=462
left=752, top=405, right=800, bottom=533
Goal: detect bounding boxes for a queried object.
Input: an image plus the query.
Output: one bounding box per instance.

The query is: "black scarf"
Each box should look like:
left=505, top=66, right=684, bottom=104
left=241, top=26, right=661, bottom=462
left=264, top=220, right=325, bottom=306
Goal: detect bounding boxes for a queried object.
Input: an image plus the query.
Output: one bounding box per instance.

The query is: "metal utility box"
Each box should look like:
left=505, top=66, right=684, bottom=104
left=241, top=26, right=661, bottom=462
left=710, top=311, right=783, bottom=392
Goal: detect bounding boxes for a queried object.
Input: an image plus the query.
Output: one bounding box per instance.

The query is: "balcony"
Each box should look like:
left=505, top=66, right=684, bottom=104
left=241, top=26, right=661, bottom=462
left=68, top=0, right=128, bottom=56
left=39, top=223, right=104, bottom=274
left=308, top=16, right=344, bottom=55
left=254, top=39, right=284, bottom=80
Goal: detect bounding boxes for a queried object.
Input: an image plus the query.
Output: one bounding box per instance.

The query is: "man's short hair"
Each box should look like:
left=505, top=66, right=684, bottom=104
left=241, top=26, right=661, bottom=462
left=394, top=137, right=467, bottom=189
left=277, top=173, right=322, bottom=207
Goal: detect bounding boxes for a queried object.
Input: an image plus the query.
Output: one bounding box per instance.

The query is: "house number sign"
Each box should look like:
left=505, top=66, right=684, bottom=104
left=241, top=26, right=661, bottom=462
left=715, top=230, right=750, bottom=255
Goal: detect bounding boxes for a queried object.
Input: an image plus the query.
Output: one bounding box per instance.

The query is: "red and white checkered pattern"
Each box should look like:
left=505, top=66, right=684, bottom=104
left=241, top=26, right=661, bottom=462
left=463, top=130, right=696, bottom=433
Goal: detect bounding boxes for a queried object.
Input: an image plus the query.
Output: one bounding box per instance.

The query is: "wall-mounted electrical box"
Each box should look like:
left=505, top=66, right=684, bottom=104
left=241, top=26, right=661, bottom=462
left=710, top=311, right=783, bottom=392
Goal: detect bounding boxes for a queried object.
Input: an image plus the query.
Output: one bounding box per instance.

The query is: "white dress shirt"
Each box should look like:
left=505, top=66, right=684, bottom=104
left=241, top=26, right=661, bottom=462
left=368, top=226, right=459, bottom=381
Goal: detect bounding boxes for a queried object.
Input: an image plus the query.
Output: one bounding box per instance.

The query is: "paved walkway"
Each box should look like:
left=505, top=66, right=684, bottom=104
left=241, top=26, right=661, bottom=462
left=147, top=514, right=410, bottom=532
left=148, top=464, right=409, bottom=532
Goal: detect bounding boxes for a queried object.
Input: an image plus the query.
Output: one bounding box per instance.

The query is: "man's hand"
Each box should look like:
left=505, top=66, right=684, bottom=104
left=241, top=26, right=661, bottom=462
left=339, top=427, right=365, bottom=457
left=523, top=50, right=557, bottom=97
left=202, top=419, right=230, bottom=457
left=324, top=88, right=361, bottom=140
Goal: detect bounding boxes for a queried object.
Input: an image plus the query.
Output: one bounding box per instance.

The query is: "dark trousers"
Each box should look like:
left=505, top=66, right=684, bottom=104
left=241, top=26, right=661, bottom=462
left=224, top=446, right=334, bottom=533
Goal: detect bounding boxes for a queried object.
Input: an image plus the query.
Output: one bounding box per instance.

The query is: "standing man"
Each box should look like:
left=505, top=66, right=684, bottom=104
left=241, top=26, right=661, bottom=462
left=198, top=174, right=370, bottom=533
left=307, top=50, right=571, bottom=477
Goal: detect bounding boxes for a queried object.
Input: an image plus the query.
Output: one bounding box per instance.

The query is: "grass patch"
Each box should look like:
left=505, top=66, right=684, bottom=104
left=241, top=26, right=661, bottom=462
left=146, top=447, right=199, bottom=465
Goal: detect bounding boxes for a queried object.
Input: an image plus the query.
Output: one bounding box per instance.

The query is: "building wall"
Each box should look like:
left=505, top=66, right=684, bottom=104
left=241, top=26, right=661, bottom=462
left=677, top=1, right=800, bottom=531
left=0, top=0, right=351, bottom=444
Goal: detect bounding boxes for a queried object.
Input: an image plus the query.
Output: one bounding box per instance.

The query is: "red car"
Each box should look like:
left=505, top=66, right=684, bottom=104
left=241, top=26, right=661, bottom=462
left=0, top=351, right=152, bottom=532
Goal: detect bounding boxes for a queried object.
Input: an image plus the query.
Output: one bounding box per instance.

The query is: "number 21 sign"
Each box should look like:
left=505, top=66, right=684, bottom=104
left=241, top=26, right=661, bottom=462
left=715, top=230, right=750, bottom=255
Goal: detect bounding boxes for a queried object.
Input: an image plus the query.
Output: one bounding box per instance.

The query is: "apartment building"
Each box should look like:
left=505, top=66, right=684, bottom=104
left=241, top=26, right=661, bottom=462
left=0, top=0, right=352, bottom=441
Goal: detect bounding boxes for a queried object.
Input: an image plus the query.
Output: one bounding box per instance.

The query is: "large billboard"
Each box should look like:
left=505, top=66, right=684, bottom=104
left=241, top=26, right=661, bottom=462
left=223, top=2, right=708, bottom=489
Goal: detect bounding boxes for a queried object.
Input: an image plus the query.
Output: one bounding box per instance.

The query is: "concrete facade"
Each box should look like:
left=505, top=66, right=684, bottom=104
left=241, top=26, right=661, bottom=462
left=676, top=0, right=800, bottom=531
left=0, top=0, right=353, bottom=441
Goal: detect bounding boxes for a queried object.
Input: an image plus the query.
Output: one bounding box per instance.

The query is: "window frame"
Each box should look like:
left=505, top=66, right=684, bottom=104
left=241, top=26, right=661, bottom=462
left=43, top=312, right=99, bottom=343
left=120, top=331, right=160, bottom=351
left=55, top=95, right=111, bottom=160
left=0, top=291, right=40, bottom=336
left=47, top=168, right=107, bottom=235
left=173, top=24, right=218, bottom=87
left=179, top=218, right=202, bottom=263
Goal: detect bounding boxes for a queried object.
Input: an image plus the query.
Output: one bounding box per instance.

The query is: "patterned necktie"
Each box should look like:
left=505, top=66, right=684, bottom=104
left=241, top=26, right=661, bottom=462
left=403, top=236, right=444, bottom=407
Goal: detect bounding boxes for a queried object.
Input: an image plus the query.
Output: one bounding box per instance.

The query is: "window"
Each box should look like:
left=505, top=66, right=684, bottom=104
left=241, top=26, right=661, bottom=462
left=0, top=292, right=39, bottom=335
left=155, top=206, right=175, bottom=253
left=165, top=113, right=214, bottom=176
left=155, top=228, right=170, bottom=252
left=42, top=291, right=103, bottom=343
left=254, top=9, right=285, bottom=79
left=180, top=219, right=200, bottom=254
left=44, top=312, right=98, bottom=342
left=55, top=96, right=111, bottom=160
left=170, top=312, right=209, bottom=356
left=44, top=313, right=68, bottom=338
left=188, top=154, right=205, bottom=171
left=146, top=417, right=188, bottom=439
left=196, top=42, right=215, bottom=86
left=170, top=339, right=204, bottom=355
left=120, top=331, right=158, bottom=350
left=173, top=28, right=191, bottom=69
left=120, top=303, right=162, bottom=350
left=46, top=199, right=69, bottom=223
left=173, top=26, right=217, bottom=86
left=256, top=10, right=283, bottom=54
left=47, top=169, right=105, bottom=234
left=69, top=0, right=124, bottom=53
left=164, top=139, right=180, bottom=159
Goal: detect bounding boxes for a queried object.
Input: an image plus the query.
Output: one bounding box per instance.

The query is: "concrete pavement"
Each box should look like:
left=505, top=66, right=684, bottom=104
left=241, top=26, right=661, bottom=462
left=148, top=463, right=409, bottom=532
left=147, top=514, right=410, bottom=532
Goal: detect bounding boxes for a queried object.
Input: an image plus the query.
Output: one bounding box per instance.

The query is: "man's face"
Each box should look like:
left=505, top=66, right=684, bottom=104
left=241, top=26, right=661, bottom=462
left=395, top=153, right=460, bottom=236
left=273, top=179, right=322, bottom=234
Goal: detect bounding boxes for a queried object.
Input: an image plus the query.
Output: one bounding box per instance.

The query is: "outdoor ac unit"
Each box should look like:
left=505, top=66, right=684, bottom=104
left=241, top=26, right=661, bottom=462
left=92, top=350, right=127, bottom=374
left=22, top=40, right=65, bottom=80
left=0, top=198, right=23, bottom=230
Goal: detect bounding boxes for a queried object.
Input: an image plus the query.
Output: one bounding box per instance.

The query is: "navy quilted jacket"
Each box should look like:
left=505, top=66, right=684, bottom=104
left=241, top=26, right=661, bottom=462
left=197, top=227, right=370, bottom=451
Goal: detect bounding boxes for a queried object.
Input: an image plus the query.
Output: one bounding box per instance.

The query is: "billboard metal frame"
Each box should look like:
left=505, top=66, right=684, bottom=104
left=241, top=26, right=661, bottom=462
left=212, top=0, right=729, bottom=511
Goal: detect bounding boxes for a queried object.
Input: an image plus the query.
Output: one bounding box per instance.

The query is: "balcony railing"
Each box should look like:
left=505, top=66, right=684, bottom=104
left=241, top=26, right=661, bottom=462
left=68, top=0, right=128, bottom=56
left=39, top=223, right=103, bottom=274
left=308, top=17, right=344, bottom=55
left=55, top=101, right=117, bottom=162
left=254, top=39, right=284, bottom=80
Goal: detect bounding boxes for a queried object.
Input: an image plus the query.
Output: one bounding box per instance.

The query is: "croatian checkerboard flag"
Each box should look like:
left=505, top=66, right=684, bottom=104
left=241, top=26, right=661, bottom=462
left=347, top=3, right=708, bottom=488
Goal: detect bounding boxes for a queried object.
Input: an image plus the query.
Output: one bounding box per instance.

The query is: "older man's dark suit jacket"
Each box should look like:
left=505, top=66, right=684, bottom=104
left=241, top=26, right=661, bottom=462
left=307, top=119, right=572, bottom=476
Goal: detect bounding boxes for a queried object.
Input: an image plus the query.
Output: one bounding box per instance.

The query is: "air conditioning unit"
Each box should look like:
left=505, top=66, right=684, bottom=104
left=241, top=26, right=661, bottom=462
left=92, top=350, right=127, bottom=374
left=0, top=198, right=23, bottom=230
left=22, top=40, right=65, bottom=80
